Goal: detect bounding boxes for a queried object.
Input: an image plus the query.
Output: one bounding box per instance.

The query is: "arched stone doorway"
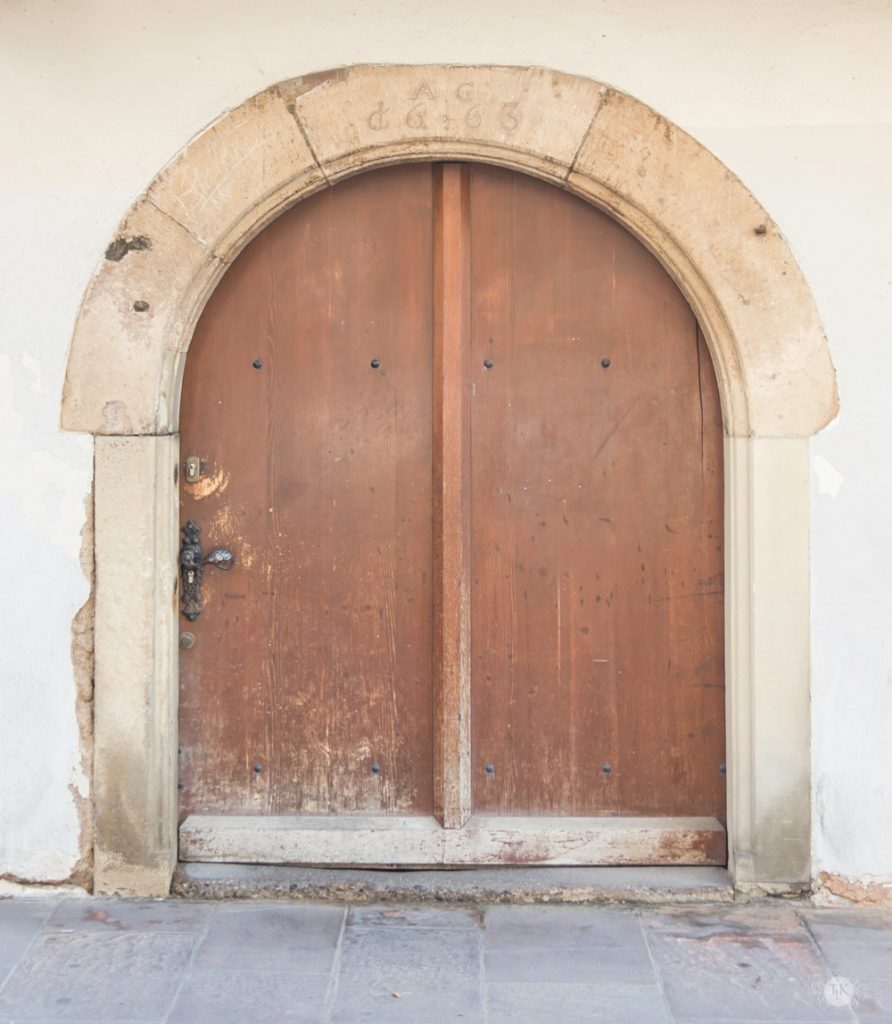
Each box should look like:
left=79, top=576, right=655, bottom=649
left=61, top=65, right=837, bottom=896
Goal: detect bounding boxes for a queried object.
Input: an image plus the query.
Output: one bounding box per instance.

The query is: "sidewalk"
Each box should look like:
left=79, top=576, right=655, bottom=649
left=0, top=897, right=889, bottom=1022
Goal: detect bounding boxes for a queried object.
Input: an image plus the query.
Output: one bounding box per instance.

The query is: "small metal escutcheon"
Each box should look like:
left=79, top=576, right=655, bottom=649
left=179, top=520, right=235, bottom=621
left=184, top=455, right=202, bottom=483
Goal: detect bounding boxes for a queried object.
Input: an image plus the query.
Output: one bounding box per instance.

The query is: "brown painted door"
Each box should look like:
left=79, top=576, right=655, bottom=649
left=179, top=162, right=725, bottom=855
left=467, top=168, right=725, bottom=819
left=179, top=165, right=435, bottom=816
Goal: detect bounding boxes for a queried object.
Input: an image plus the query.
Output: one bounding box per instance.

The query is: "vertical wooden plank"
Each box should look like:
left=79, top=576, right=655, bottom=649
left=178, top=164, right=435, bottom=818
left=468, top=163, right=725, bottom=821
left=433, top=164, right=472, bottom=828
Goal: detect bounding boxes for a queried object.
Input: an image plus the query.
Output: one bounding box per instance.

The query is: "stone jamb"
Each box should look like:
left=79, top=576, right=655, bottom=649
left=61, top=65, right=837, bottom=895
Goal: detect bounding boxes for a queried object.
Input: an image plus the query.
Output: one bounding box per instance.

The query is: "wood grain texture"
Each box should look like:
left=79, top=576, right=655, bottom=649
left=179, top=164, right=435, bottom=818
left=432, top=165, right=472, bottom=828
left=180, top=814, right=726, bottom=866
left=179, top=160, right=725, bottom=853
left=468, top=165, right=725, bottom=820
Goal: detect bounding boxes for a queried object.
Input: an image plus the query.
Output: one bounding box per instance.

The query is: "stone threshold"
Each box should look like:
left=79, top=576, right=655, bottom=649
left=173, top=863, right=735, bottom=905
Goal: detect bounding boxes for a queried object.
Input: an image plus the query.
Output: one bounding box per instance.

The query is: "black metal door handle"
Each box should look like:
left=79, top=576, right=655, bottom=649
left=179, top=520, right=234, bottom=621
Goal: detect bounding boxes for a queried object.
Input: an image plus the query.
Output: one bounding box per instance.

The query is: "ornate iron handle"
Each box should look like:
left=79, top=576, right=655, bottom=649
left=179, top=520, right=234, bottom=621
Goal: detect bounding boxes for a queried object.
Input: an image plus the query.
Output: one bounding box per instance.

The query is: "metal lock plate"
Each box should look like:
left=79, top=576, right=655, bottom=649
left=186, top=456, right=203, bottom=483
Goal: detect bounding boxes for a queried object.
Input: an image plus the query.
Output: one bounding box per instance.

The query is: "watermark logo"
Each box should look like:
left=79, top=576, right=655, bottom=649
left=810, top=974, right=869, bottom=1009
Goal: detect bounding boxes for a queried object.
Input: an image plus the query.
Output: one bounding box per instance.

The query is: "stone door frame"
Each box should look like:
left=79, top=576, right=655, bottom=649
left=61, top=65, right=837, bottom=896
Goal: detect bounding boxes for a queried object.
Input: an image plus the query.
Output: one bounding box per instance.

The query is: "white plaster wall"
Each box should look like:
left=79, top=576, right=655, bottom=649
left=1, top=0, right=889, bottom=883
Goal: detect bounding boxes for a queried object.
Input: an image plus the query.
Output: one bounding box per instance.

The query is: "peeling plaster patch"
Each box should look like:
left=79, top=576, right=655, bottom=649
left=21, top=352, right=43, bottom=394
left=0, top=361, right=92, bottom=886
left=815, top=872, right=892, bottom=907
left=813, top=453, right=844, bottom=498
left=68, top=489, right=95, bottom=892
left=104, top=235, right=151, bottom=261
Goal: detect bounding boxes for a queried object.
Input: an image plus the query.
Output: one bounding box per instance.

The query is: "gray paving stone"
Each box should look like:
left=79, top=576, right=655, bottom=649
left=645, top=925, right=853, bottom=1021
left=331, top=981, right=482, bottom=1023
left=0, top=931, right=194, bottom=1020
left=852, top=974, right=892, bottom=1018
left=804, top=910, right=892, bottom=946
left=167, top=969, right=329, bottom=1024
left=46, top=899, right=212, bottom=934
left=485, top=944, right=656, bottom=985
left=641, top=902, right=807, bottom=936
left=484, top=904, right=645, bottom=950
left=817, top=942, right=892, bottom=981
left=333, top=926, right=482, bottom=1022
left=1, top=896, right=890, bottom=1024
left=802, top=912, right=892, bottom=1020
left=0, top=901, right=57, bottom=976
left=802, top=909, right=892, bottom=933
left=486, top=980, right=671, bottom=1023
left=860, top=1003, right=892, bottom=1019
left=338, top=924, right=480, bottom=980
left=347, top=904, right=481, bottom=929
left=484, top=901, right=654, bottom=985
left=193, top=903, right=343, bottom=972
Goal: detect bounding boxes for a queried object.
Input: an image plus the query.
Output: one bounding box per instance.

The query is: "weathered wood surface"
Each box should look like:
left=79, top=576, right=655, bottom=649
left=432, top=164, right=473, bottom=829
left=468, top=165, right=725, bottom=818
left=179, top=160, right=725, bottom=860
left=179, top=164, right=436, bottom=817
left=180, top=815, right=726, bottom=866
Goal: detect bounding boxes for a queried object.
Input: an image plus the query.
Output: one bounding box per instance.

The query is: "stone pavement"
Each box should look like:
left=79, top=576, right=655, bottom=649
left=0, top=897, right=890, bottom=1023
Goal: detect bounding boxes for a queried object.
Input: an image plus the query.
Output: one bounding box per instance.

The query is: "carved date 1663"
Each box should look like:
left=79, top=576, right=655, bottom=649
left=366, top=79, right=522, bottom=134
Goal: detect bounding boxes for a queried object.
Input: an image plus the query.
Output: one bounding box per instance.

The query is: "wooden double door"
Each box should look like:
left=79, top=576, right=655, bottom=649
left=178, top=163, right=726, bottom=866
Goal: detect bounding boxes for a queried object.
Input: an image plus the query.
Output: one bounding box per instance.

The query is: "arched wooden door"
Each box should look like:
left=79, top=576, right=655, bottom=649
left=178, top=163, right=726, bottom=866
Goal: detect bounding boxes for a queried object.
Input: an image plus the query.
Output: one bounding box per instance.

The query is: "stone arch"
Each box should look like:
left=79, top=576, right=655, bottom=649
left=61, top=65, right=837, bottom=895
